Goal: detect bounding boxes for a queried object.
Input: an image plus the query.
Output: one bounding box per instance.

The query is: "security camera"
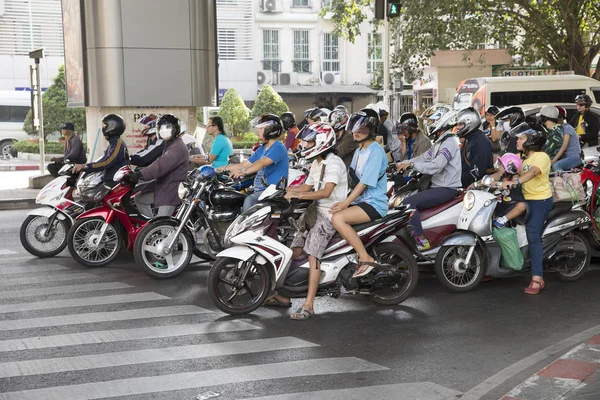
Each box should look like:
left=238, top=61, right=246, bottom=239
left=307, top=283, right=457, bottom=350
left=28, top=48, right=44, bottom=59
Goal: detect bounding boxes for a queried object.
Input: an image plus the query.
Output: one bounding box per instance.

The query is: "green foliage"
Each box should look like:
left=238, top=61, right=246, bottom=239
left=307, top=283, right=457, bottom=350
left=327, top=0, right=600, bottom=81
left=251, top=85, right=289, bottom=118
left=218, top=88, right=250, bottom=135
left=241, top=132, right=259, bottom=142
left=23, top=65, right=86, bottom=138
left=13, top=140, right=87, bottom=154
left=196, top=108, right=204, bottom=124
left=232, top=141, right=258, bottom=149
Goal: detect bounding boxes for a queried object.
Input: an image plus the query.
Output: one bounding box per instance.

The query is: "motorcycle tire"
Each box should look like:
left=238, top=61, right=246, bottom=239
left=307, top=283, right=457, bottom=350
left=434, top=245, right=485, bottom=293
left=134, top=219, right=194, bottom=279
left=557, top=231, right=591, bottom=282
left=207, top=256, right=270, bottom=315
left=67, top=218, right=122, bottom=267
left=20, top=214, right=70, bottom=257
left=370, top=243, right=419, bottom=306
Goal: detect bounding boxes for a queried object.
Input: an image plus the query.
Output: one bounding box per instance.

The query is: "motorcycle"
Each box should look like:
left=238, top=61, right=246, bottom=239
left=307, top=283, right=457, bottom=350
left=434, top=175, right=592, bottom=292
left=20, top=163, right=87, bottom=257
left=580, top=161, right=600, bottom=254
left=206, top=185, right=419, bottom=315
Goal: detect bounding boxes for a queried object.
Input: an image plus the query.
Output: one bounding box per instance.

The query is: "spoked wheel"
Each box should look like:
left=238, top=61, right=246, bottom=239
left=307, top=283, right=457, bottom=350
left=20, top=214, right=70, bottom=257
left=556, top=231, right=591, bottom=282
left=370, top=243, right=419, bottom=305
left=207, top=256, right=270, bottom=315
left=434, top=245, right=485, bottom=292
left=134, top=220, right=194, bottom=278
left=67, top=218, right=122, bottom=267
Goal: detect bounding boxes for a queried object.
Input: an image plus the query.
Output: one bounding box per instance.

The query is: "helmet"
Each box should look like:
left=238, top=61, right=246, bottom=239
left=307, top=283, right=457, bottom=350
left=485, top=105, right=500, bottom=116
left=556, top=106, right=567, bottom=119
left=510, top=122, right=547, bottom=152
left=376, top=101, right=390, bottom=115
left=138, top=114, right=157, bottom=136
left=334, top=105, right=347, bottom=113
left=430, top=109, right=458, bottom=140
left=308, top=108, right=330, bottom=122
left=254, top=113, right=283, bottom=140
left=329, top=109, right=349, bottom=132
left=346, top=108, right=380, bottom=138
left=365, top=103, right=380, bottom=113
left=455, top=107, right=481, bottom=138
left=536, top=105, right=559, bottom=122
left=298, top=123, right=337, bottom=160
left=424, top=106, right=450, bottom=135
left=400, top=112, right=419, bottom=129
left=394, top=122, right=410, bottom=136
left=575, top=94, right=593, bottom=107
left=303, top=107, right=316, bottom=118
left=101, top=114, right=125, bottom=139
left=280, top=112, right=296, bottom=130
left=497, top=153, right=522, bottom=175
left=496, top=106, right=525, bottom=129
left=156, top=114, right=181, bottom=141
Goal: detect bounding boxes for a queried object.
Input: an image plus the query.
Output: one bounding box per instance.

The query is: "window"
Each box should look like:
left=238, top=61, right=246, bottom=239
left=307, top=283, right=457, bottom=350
left=293, top=30, right=311, bottom=73
left=292, top=0, right=310, bottom=7
left=263, top=30, right=281, bottom=72
left=490, top=89, right=586, bottom=108
left=367, top=33, right=383, bottom=74
left=218, top=29, right=236, bottom=60
left=323, top=33, right=339, bottom=72
left=322, top=0, right=334, bottom=7
left=0, top=106, right=30, bottom=123
left=593, top=89, right=600, bottom=104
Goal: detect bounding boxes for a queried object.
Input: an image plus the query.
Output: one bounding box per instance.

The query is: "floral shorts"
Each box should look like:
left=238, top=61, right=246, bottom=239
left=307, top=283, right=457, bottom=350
left=291, top=212, right=337, bottom=259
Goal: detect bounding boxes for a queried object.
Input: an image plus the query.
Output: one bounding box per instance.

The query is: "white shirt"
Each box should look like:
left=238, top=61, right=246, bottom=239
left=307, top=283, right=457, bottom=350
left=305, top=153, right=348, bottom=220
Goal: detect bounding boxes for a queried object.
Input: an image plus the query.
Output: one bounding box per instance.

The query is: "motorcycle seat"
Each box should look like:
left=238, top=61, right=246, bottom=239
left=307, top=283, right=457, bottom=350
left=546, top=201, right=573, bottom=221
left=350, top=209, right=403, bottom=233
left=419, top=192, right=465, bottom=221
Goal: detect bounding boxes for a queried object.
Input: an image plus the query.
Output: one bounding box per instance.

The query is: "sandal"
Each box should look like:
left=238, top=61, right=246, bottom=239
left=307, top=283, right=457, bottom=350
left=264, top=296, right=292, bottom=308
left=290, top=308, right=314, bottom=320
left=353, top=261, right=380, bottom=278
left=524, top=277, right=545, bottom=295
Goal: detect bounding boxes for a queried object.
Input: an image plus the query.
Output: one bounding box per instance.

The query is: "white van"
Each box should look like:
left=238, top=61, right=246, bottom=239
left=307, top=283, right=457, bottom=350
left=453, top=75, right=600, bottom=115
left=0, top=90, right=31, bottom=159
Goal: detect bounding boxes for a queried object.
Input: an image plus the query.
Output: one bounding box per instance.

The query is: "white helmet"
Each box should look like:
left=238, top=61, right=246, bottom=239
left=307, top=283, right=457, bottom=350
left=298, top=123, right=337, bottom=160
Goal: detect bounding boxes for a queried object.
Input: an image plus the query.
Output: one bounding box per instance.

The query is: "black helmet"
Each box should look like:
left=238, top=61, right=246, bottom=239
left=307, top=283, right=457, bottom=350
left=455, top=107, right=481, bottom=138
left=575, top=94, right=593, bottom=107
left=496, top=106, right=525, bottom=129
left=280, top=112, right=296, bottom=130
left=101, top=114, right=125, bottom=139
left=400, top=112, right=419, bottom=129
left=510, top=122, right=547, bottom=152
left=255, top=113, right=283, bottom=140
left=156, top=114, right=181, bottom=142
left=485, top=105, right=500, bottom=116
left=346, top=108, right=380, bottom=138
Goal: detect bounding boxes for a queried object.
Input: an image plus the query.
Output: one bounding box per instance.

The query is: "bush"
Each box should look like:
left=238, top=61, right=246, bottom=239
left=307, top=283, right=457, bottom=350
left=13, top=140, right=87, bottom=154
left=251, top=84, right=289, bottom=118
left=232, top=141, right=258, bottom=149
left=241, top=132, right=258, bottom=142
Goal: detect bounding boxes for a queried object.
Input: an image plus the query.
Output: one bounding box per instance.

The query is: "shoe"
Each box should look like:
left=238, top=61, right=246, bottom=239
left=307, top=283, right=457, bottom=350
left=416, top=237, right=431, bottom=252
left=493, top=216, right=508, bottom=229
left=524, top=277, right=545, bottom=295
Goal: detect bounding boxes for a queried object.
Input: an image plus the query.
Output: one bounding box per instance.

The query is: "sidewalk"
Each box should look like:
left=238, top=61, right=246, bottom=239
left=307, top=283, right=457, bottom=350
left=502, top=335, right=600, bottom=400
left=0, top=157, right=42, bottom=171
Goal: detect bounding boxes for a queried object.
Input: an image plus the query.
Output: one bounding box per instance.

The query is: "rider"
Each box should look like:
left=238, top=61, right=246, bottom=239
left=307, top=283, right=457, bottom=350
left=496, top=106, right=526, bottom=154
left=571, top=94, right=600, bottom=147
left=555, top=106, right=582, bottom=171
left=189, top=116, right=233, bottom=168
left=73, top=114, right=128, bottom=185
left=457, top=107, right=494, bottom=188
left=48, top=122, right=87, bottom=177
left=482, top=105, right=502, bottom=162
left=266, top=123, right=348, bottom=320
left=282, top=112, right=300, bottom=151
left=397, top=110, right=462, bottom=251
left=395, top=119, right=432, bottom=163
left=536, top=106, right=567, bottom=170
left=130, top=114, right=165, bottom=168
left=225, top=114, right=289, bottom=211
left=329, top=108, right=356, bottom=168
left=330, top=108, right=388, bottom=278
left=124, top=114, right=189, bottom=218
left=491, top=153, right=527, bottom=228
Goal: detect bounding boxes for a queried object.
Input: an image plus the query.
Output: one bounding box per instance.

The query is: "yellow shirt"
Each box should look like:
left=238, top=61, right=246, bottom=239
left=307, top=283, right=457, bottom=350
left=576, top=114, right=585, bottom=136
left=520, top=152, right=552, bottom=200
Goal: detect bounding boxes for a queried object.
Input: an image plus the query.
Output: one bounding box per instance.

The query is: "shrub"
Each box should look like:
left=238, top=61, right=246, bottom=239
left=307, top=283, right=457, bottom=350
left=13, top=140, right=87, bottom=154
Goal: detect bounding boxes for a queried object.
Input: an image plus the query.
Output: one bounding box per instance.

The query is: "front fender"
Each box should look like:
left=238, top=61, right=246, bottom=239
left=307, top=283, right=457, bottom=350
left=439, top=231, right=478, bottom=247
left=216, top=246, right=268, bottom=265
left=27, top=207, right=69, bottom=222
left=77, top=206, right=112, bottom=221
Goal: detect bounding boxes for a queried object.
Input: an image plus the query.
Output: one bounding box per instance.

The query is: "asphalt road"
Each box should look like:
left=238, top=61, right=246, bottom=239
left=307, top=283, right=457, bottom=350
left=2, top=208, right=600, bottom=400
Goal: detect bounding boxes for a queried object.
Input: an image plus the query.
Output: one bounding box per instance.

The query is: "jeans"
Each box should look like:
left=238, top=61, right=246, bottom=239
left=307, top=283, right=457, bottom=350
left=552, top=156, right=582, bottom=171
left=403, top=187, right=458, bottom=236
left=525, top=197, right=553, bottom=277
left=243, top=191, right=263, bottom=212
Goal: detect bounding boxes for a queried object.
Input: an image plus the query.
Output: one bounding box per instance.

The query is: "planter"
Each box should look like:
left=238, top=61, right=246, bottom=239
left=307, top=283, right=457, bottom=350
left=17, top=152, right=62, bottom=162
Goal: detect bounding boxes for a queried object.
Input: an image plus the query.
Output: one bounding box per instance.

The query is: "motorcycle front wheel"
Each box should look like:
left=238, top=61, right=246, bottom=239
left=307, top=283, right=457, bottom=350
left=20, top=214, right=70, bottom=257
left=435, top=245, right=485, bottom=292
left=134, top=220, right=194, bottom=279
left=207, top=256, right=270, bottom=315
left=68, top=218, right=122, bottom=267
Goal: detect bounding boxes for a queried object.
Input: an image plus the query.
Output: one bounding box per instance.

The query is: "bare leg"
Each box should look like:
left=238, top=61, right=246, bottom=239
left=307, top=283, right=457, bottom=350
left=332, top=206, right=372, bottom=275
left=299, top=256, right=320, bottom=313
left=505, top=202, right=527, bottom=221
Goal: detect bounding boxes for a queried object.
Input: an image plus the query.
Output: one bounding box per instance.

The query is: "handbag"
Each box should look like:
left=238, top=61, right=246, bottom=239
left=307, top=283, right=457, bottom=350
left=298, top=164, right=326, bottom=231
left=551, top=172, right=585, bottom=204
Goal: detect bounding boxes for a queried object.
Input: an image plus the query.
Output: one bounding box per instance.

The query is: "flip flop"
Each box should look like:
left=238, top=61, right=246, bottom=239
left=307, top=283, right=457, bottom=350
left=290, top=308, right=313, bottom=320
left=264, top=296, right=292, bottom=308
left=352, top=261, right=379, bottom=278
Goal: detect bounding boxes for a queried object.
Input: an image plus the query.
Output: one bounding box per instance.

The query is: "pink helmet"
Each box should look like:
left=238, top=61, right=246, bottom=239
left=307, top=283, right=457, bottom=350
left=498, top=153, right=522, bottom=175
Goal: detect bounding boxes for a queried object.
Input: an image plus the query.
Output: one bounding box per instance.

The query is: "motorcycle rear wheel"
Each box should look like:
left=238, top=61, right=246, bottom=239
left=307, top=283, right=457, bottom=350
left=68, top=218, right=122, bottom=267
left=20, top=214, right=70, bottom=257
left=557, top=231, right=591, bottom=282
left=370, top=243, right=419, bottom=305
left=435, top=245, right=485, bottom=292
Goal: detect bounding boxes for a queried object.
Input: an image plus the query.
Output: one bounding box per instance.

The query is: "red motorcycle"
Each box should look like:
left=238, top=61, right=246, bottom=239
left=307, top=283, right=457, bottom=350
left=580, top=161, right=600, bottom=254
left=67, top=166, right=153, bottom=267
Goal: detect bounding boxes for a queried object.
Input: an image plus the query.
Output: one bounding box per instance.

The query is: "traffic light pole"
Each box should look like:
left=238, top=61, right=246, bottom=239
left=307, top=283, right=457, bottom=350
left=383, top=0, right=390, bottom=111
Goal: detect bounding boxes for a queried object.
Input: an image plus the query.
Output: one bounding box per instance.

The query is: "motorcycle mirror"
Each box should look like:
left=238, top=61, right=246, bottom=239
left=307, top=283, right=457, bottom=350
left=276, top=177, right=287, bottom=190
left=470, top=165, right=480, bottom=180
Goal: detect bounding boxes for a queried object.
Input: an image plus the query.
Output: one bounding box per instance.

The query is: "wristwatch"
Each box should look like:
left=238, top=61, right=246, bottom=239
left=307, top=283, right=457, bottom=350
left=515, top=178, right=521, bottom=186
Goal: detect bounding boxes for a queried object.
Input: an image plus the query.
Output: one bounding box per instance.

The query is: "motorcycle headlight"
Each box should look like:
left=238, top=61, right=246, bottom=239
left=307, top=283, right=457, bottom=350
left=178, top=182, right=189, bottom=200
left=585, top=180, right=593, bottom=200
left=224, top=206, right=268, bottom=244
left=464, top=191, right=475, bottom=211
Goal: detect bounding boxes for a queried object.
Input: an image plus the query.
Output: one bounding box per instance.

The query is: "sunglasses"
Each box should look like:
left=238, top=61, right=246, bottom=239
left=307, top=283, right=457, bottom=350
left=576, top=103, right=587, bottom=107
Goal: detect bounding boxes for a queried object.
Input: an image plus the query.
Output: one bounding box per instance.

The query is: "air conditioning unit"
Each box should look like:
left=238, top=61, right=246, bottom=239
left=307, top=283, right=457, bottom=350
left=261, top=0, right=282, bottom=13
left=321, top=71, right=341, bottom=85
left=257, top=70, right=274, bottom=86
left=279, top=73, right=298, bottom=86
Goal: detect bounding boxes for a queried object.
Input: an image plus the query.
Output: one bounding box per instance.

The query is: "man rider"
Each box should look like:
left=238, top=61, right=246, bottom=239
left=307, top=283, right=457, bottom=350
left=48, top=122, right=87, bottom=177
left=282, top=112, right=300, bottom=151
left=329, top=108, right=356, bottom=168
left=457, top=107, right=494, bottom=188
left=571, top=94, right=600, bottom=147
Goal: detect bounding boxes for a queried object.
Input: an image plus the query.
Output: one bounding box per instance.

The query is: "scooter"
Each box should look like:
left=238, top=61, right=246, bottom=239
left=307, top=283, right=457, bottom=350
left=579, top=161, right=600, bottom=254
left=206, top=184, right=419, bottom=315
left=434, top=175, right=592, bottom=292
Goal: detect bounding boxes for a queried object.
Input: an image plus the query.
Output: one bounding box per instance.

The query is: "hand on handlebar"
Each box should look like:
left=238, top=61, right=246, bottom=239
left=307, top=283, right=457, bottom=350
left=396, top=162, right=413, bottom=173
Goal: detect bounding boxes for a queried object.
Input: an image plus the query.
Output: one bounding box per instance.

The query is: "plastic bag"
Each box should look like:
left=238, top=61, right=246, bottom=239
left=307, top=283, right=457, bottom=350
left=492, top=227, right=523, bottom=271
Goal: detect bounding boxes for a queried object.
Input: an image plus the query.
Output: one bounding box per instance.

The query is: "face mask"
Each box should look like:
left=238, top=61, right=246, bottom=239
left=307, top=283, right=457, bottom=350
left=503, top=121, right=511, bottom=132
left=159, top=126, right=172, bottom=141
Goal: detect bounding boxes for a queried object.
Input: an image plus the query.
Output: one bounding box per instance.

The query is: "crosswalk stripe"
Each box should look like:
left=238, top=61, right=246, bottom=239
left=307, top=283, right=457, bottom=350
left=0, top=357, right=387, bottom=400
left=0, top=282, right=133, bottom=300
left=0, top=272, right=97, bottom=286
left=0, top=305, right=211, bottom=331
left=0, top=337, right=318, bottom=378
left=0, top=249, right=17, bottom=255
left=0, top=264, right=69, bottom=274
left=0, top=320, right=261, bottom=352
left=0, top=292, right=170, bottom=314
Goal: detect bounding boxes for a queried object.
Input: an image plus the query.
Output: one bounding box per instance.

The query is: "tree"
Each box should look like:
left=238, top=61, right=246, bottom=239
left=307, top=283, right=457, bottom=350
left=251, top=84, right=289, bottom=118
left=23, top=65, right=86, bottom=138
left=325, top=0, right=600, bottom=81
left=218, top=88, right=250, bottom=136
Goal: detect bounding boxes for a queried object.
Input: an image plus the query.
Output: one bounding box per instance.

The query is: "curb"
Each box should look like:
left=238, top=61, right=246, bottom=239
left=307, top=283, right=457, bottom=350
left=0, top=198, right=37, bottom=210
left=502, top=335, right=600, bottom=400
left=0, top=165, right=40, bottom=171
